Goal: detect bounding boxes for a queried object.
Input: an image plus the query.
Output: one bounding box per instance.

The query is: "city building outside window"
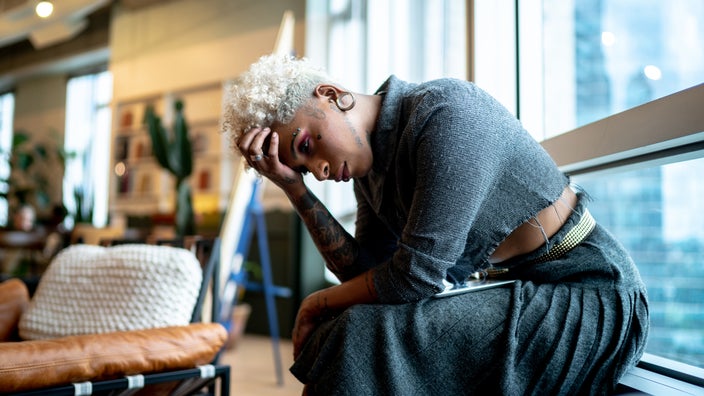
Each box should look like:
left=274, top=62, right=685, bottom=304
left=574, top=155, right=704, bottom=369
left=519, top=0, right=704, bottom=141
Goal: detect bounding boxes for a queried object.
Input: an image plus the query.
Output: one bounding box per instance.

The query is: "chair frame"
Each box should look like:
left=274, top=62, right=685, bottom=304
left=7, top=237, right=230, bottom=396
left=11, top=365, right=231, bottom=396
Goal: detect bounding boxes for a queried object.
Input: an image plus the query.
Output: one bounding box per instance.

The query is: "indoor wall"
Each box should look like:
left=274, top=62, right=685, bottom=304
left=12, top=75, right=67, bottom=215
left=109, top=0, right=306, bottom=101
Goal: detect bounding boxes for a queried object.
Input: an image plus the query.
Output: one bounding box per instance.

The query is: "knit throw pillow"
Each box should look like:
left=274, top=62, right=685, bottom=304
left=18, top=244, right=203, bottom=340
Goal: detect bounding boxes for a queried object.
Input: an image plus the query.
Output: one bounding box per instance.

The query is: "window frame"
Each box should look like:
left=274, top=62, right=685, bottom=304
left=541, top=83, right=704, bottom=174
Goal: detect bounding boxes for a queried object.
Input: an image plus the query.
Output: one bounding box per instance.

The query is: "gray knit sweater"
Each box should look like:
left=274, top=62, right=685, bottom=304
left=352, top=76, right=569, bottom=303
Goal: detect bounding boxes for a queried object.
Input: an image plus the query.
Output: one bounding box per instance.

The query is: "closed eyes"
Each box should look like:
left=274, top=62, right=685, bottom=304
left=290, top=129, right=314, bottom=175
left=299, top=136, right=311, bottom=155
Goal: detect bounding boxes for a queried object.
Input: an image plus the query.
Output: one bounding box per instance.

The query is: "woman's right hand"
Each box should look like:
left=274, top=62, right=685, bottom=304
left=237, top=127, right=304, bottom=191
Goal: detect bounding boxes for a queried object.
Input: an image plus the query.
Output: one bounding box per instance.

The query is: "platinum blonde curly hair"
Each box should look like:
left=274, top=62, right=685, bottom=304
left=221, top=54, right=332, bottom=152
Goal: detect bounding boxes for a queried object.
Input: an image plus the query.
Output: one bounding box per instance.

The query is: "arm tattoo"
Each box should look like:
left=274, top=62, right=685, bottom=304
left=317, top=292, right=332, bottom=320
left=295, top=188, right=359, bottom=278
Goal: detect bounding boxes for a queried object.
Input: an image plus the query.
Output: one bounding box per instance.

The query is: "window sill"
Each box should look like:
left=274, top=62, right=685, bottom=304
left=617, top=354, right=704, bottom=395
left=617, top=367, right=704, bottom=395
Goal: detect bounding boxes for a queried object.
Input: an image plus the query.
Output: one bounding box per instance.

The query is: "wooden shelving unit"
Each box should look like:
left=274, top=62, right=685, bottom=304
left=109, top=83, right=235, bottom=226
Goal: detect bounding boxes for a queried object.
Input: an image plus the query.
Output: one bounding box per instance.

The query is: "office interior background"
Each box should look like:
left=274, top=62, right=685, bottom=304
left=0, top=0, right=702, bottom=385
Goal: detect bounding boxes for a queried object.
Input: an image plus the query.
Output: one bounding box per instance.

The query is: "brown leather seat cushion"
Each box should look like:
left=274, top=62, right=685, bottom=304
left=0, top=279, right=29, bottom=342
left=0, top=322, right=227, bottom=393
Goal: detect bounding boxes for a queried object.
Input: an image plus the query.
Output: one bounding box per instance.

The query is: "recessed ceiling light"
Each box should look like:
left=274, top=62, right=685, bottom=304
left=35, top=1, right=54, bottom=18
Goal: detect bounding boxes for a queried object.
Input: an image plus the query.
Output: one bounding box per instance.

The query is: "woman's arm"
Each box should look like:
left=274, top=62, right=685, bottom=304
left=238, top=127, right=364, bottom=280
left=238, top=127, right=381, bottom=355
left=292, top=269, right=378, bottom=358
left=268, top=144, right=381, bottom=358
left=285, top=184, right=362, bottom=280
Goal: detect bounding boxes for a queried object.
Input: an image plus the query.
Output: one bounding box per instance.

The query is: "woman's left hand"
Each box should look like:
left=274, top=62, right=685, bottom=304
left=291, top=272, right=379, bottom=359
left=292, top=291, right=324, bottom=359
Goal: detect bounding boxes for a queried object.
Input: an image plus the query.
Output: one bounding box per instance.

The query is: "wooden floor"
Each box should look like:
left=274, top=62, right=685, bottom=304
left=218, top=334, right=304, bottom=396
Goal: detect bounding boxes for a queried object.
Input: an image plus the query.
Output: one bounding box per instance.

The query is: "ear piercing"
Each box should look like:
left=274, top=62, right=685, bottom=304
left=317, top=134, right=322, bottom=140
left=335, top=92, right=356, bottom=111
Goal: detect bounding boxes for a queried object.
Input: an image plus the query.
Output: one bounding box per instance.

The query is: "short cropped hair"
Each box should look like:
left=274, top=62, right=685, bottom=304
left=221, top=54, right=332, bottom=149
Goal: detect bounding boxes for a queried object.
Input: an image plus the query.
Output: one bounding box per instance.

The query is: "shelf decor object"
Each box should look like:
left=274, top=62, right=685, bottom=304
left=144, top=99, right=195, bottom=237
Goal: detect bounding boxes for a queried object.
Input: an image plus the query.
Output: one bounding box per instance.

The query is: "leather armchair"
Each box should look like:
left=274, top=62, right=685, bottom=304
left=0, top=240, right=230, bottom=395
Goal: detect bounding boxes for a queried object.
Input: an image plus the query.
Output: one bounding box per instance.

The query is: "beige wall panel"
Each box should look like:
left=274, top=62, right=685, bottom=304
left=109, top=0, right=306, bottom=101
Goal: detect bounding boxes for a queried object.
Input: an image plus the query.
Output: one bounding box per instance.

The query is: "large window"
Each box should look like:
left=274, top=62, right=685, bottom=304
left=472, top=0, right=704, bottom=381
left=306, top=0, right=467, bottom=220
left=574, top=156, right=704, bottom=369
left=305, top=0, right=468, bottom=282
left=475, top=0, right=704, bottom=141
left=0, top=92, right=14, bottom=226
left=64, top=71, right=112, bottom=228
left=307, top=0, right=467, bottom=94
left=520, top=0, right=704, bottom=140
left=307, top=1, right=704, bottom=377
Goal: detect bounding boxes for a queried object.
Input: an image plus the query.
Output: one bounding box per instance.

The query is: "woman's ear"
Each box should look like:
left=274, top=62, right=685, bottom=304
left=314, top=84, right=356, bottom=111
left=314, top=84, right=342, bottom=101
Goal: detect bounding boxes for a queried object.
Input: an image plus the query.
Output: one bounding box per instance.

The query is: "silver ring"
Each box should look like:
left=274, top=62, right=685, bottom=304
left=253, top=154, right=263, bottom=161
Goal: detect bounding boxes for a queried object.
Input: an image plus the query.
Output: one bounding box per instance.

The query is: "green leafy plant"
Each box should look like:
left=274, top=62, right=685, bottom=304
left=143, top=100, right=195, bottom=237
left=0, top=130, right=74, bottom=216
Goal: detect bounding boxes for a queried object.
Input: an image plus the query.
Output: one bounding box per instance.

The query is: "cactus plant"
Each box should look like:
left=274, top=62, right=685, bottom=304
left=143, top=99, right=195, bottom=236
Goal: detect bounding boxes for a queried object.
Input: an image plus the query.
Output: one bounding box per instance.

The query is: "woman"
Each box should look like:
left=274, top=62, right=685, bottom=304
left=223, top=54, right=649, bottom=395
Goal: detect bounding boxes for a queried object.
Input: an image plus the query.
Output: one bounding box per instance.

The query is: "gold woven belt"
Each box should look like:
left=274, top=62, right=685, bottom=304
left=481, top=209, right=596, bottom=279
left=530, top=209, right=596, bottom=264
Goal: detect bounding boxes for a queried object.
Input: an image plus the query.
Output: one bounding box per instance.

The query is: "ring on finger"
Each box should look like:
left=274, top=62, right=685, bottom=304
left=253, top=154, right=263, bottom=161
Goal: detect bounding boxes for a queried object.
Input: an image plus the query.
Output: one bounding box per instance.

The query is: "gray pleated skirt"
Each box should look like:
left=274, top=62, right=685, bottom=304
left=290, top=198, right=650, bottom=395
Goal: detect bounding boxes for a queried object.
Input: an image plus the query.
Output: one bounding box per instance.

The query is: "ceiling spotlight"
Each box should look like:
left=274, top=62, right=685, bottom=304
left=35, top=1, right=54, bottom=18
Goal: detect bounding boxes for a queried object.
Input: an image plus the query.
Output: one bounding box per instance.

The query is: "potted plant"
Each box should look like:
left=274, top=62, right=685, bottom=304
left=0, top=130, right=74, bottom=219
left=143, top=99, right=196, bottom=237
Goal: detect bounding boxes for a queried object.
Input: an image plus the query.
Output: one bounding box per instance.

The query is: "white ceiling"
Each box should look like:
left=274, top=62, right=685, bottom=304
left=0, top=0, right=171, bottom=92
left=0, top=0, right=112, bottom=49
left=0, top=0, right=171, bottom=51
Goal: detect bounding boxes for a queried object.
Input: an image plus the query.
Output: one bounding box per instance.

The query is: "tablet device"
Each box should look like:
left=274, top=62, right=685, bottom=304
left=433, top=278, right=515, bottom=298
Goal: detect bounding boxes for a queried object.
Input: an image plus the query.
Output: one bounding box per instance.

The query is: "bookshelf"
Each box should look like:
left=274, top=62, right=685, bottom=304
left=109, top=83, right=234, bottom=226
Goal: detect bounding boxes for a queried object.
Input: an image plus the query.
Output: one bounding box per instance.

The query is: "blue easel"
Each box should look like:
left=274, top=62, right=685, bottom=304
left=219, top=181, right=292, bottom=386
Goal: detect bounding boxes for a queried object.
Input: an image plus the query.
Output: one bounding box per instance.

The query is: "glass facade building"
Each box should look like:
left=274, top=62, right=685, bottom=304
left=535, top=0, right=704, bottom=368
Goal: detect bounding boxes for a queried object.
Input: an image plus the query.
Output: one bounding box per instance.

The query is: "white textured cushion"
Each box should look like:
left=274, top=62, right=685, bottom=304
left=19, top=244, right=203, bottom=340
